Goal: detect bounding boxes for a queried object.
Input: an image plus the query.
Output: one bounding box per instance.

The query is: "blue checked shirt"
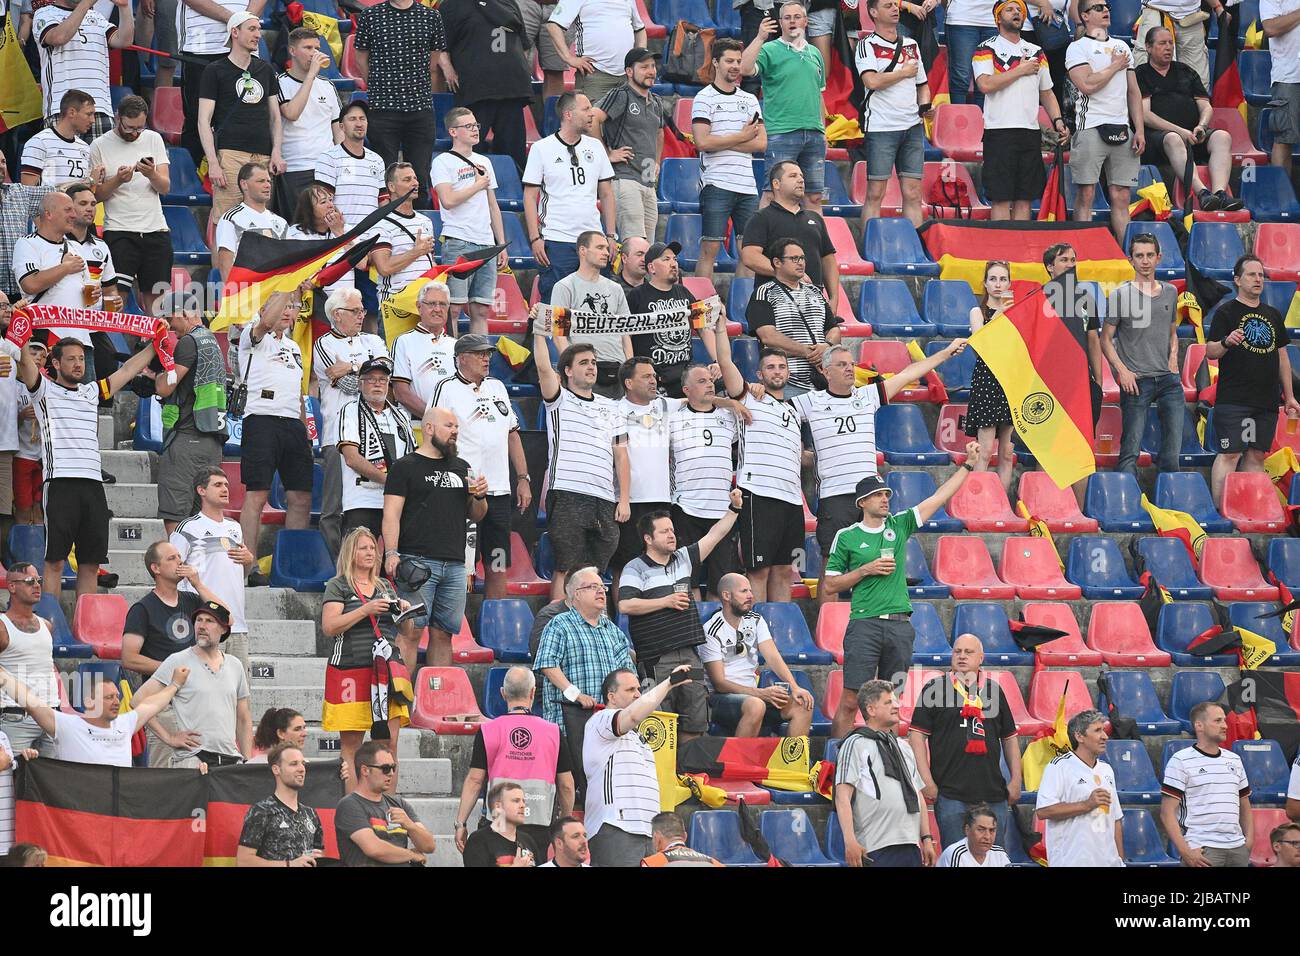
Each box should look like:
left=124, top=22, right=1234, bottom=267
left=0, top=182, right=54, bottom=297
left=534, top=608, right=634, bottom=727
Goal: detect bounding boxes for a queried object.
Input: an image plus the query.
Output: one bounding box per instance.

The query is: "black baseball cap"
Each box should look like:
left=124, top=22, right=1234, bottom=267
left=358, top=356, right=393, bottom=377
left=645, top=241, right=682, bottom=264
left=191, top=600, right=232, bottom=639
left=624, top=47, right=659, bottom=69
left=853, top=475, right=891, bottom=507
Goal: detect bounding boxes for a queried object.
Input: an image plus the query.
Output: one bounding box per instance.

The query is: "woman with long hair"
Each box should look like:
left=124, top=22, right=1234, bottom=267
left=250, top=707, right=352, bottom=780
left=965, top=260, right=1017, bottom=490
left=287, top=185, right=355, bottom=316
left=321, top=527, right=412, bottom=791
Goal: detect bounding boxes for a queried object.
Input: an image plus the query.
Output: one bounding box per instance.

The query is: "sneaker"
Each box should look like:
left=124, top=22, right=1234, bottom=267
left=246, top=571, right=270, bottom=587
left=1218, top=190, right=1244, bottom=212
left=97, top=570, right=119, bottom=589
left=101, top=470, right=117, bottom=484
left=1198, top=189, right=1224, bottom=212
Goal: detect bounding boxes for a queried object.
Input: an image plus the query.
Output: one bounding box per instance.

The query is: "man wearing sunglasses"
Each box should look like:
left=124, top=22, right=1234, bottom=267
left=335, top=739, right=435, bottom=866
left=0, top=563, right=58, bottom=758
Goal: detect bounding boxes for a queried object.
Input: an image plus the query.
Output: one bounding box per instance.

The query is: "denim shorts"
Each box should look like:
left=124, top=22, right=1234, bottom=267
left=765, top=129, right=826, bottom=194
left=395, top=555, right=467, bottom=634
left=441, top=236, right=498, bottom=306
left=806, top=7, right=837, bottom=36
left=700, top=185, right=760, bottom=242
left=866, top=124, right=925, bottom=180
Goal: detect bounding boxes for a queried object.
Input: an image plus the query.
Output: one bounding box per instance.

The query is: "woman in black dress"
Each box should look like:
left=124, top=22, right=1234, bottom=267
left=966, top=260, right=1017, bottom=490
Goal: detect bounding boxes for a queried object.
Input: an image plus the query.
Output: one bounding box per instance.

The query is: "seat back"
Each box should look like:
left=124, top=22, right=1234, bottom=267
left=658, top=157, right=701, bottom=209
left=1267, top=537, right=1300, bottom=589
left=877, top=404, right=942, bottom=455
left=1188, top=221, right=1247, bottom=272
left=863, top=218, right=937, bottom=274
left=1255, top=223, right=1300, bottom=276
left=1084, top=471, right=1151, bottom=527
left=950, top=472, right=1022, bottom=528
left=412, top=666, right=485, bottom=727
left=1122, top=809, right=1174, bottom=864
left=1156, top=602, right=1226, bottom=657
left=1067, top=536, right=1137, bottom=588
left=1022, top=602, right=1089, bottom=653
left=688, top=810, right=762, bottom=865
left=1169, top=671, right=1226, bottom=724
left=1222, top=471, right=1287, bottom=529
left=1136, top=536, right=1202, bottom=589
left=1087, top=601, right=1159, bottom=654
left=1201, top=537, right=1271, bottom=589
left=951, top=602, right=1021, bottom=656
left=934, top=536, right=1002, bottom=584
left=857, top=279, right=923, bottom=327
left=1099, top=670, right=1168, bottom=722
left=759, top=809, right=834, bottom=865
left=1153, top=470, right=1223, bottom=525
left=1028, top=669, right=1093, bottom=722
left=921, top=280, right=977, bottom=331
left=1232, top=739, right=1290, bottom=794
left=268, top=529, right=335, bottom=591
left=478, top=598, right=534, bottom=662
left=1017, top=471, right=1090, bottom=526
left=931, top=103, right=984, bottom=157
left=71, top=594, right=129, bottom=659
left=755, top=602, right=830, bottom=664
left=1104, top=739, right=1160, bottom=793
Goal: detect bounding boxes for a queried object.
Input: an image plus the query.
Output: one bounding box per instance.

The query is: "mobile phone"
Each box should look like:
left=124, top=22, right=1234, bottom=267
left=662, top=664, right=704, bottom=685
left=140, top=156, right=154, bottom=166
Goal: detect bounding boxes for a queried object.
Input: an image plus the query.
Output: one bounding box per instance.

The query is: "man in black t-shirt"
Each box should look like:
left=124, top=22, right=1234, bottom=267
left=739, top=160, right=840, bottom=313
left=627, top=242, right=719, bottom=396
left=382, top=406, right=489, bottom=667
left=907, top=634, right=1020, bottom=849
left=197, top=12, right=285, bottom=222
left=462, top=781, right=550, bottom=867
left=1207, top=254, right=1300, bottom=507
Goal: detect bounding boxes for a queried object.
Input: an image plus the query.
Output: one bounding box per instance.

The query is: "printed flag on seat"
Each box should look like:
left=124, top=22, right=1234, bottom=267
left=1222, top=671, right=1300, bottom=761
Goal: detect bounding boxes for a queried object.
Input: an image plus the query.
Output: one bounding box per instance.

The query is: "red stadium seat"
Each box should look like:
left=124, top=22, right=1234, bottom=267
left=1273, top=413, right=1300, bottom=457
left=474, top=532, right=550, bottom=595
left=152, top=86, right=183, bottom=144
left=1221, top=471, right=1287, bottom=533
left=803, top=497, right=816, bottom=534
left=1213, top=107, right=1266, bottom=165
left=488, top=275, right=529, bottom=333
left=340, top=33, right=367, bottom=90
left=897, top=667, right=942, bottom=734
left=718, top=780, right=772, bottom=805
left=825, top=217, right=875, bottom=276
left=1021, top=602, right=1103, bottom=666
left=1250, top=809, right=1290, bottom=866
left=222, top=461, right=285, bottom=524
left=636, top=0, right=668, bottom=37
left=1255, top=223, right=1300, bottom=281
left=71, top=594, right=128, bottom=659
left=1099, top=360, right=1120, bottom=404
left=948, top=472, right=1028, bottom=532
left=410, top=666, right=486, bottom=733
left=933, top=403, right=1014, bottom=464
left=681, top=277, right=743, bottom=335
left=1173, top=165, right=1251, bottom=223
left=417, top=618, right=494, bottom=663
left=1200, top=537, right=1279, bottom=600
left=932, top=535, right=1016, bottom=599
left=524, top=107, right=541, bottom=145
left=931, top=104, right=984, bottom=161
left=822, top=670, right=865, bottom=730
left=848, top=162, right=902, bottom=218
left=815, top=601, right=850, bottom=663
left=1085, top=602, right=1173, bottom=666
left=1016, top=471, right=1099, bottom=532
left=856, top=341, right=936, bottom=402
left=1028, top=669, right=1096, bottom=727
left=833, top=288, right=873, bottom=336
left=998, top=537, right=1082, bottom=600
left=1094, top=404, right=1150, bottom=467
left=985, top=669, right=1050, bottom=735
left=673, top=97, right=694, bottom=132
left=1180, top=343, right=1214, bottom=401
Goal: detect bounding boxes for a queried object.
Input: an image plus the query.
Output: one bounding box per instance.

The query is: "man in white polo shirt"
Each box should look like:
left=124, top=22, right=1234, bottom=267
left=1035, top=709, right=1125, bottom=867
left=1160, top=701, right=1253, bottom=867
left=391, top=283, right=457, bottom=416
left=546, top=0, right=645, bottom=104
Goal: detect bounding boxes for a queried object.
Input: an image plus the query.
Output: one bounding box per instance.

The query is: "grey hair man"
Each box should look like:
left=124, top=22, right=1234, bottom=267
left=1035, top=709, right=1124, bottom=867
left=391, top=281, right=456, bottom=418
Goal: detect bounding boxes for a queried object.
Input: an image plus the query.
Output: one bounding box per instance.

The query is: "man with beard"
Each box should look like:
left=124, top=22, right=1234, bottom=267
left=236, top=741, right=326, bottom=866
left=591, top=49, right=667, bottom=246
left=626, top=242, right=720, bottom=397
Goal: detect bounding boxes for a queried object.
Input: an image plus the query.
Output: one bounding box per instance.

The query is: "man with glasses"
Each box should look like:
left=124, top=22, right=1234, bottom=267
left=392, top=284, right=457, bottom=417
left=1272, top=822, right=1300, bottom=867
left=431, top=108, right=510, bottom=336
left=89, top=96, right=172, bottom=319
left=336, top=739, right=435, bottom=865
left=746, top=239, right=840, bottom=397
left=0, top=563, right=58, bottom=758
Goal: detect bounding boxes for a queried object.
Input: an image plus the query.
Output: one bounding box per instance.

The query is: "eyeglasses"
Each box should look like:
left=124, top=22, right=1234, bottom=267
left=452, top=123, right=481, bottom=131
left=9, top=577, right=39, bottom=586
left=780, top=254, right=806, bottom=262
left=575, top=583, right=604, bottom=593
left=363, top=763, right=397, bottom=774
left=1277, top=840, right=1300, bottom=848
left=334, top=306, right=365, bottom=316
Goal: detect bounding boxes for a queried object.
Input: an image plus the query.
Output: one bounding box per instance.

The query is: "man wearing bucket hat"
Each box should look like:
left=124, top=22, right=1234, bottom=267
left=136, top=599, right=254, bottom=770
left=824, top=442, right=984, bottom=737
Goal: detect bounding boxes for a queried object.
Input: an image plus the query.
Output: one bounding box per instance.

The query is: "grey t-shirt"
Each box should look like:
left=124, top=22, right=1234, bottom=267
left=833, top=732, right=924, bottom=852
left=152, top=646, right=250, bottom=758
left=334, top=792, right=422, bottom=867
left=552, top=273, right=629, bottom=365
left=1105, top=281, right=1178, bottom=379
left=595, top=85, right=667, bottom=183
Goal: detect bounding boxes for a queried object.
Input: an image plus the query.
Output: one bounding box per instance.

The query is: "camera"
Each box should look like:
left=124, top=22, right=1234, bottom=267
left=227, top=376, right=248, bottom=418
left=127, top=374, right=157, bottom=399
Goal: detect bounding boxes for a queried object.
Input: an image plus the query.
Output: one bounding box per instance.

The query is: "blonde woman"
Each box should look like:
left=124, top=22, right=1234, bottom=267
left=321, top=527, right=413, bottom=792
left=965, top=260, right=1018, bottom=490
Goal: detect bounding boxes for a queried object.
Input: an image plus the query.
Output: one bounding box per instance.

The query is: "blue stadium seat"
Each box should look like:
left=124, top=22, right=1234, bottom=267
left=132, top=395, right=163, bottom=451
left=688, top=810, right=764, bottom=866
left=1236, top=0, right=1260, bottom=40
left=478, top=598, right=533, bottom=663
left=798, top=534, right=823, bottom=580
left=1060, top=165, right=1112, bottom=220
left=1000, top=811, right=1033, bottom=865
left=824, top=813, right=847, bottom=864
left=503, top=212, right=537, bottom=269
left=658, top=157, right=701, bottom=213
left=1257, top=108, right=1300, bottom=161
left=163, top=147, right=210, bottom=205
left=1097, top=672, right=1182, bottom=735
left=714, top=0, right=741, bottom=35
left=416, top=211, right=443, bottom=257
left=731, top=335, right=760, bottom=381
left=1170, top=672, right=1226, bottom=734
left=1084, top=472, right=1154, bottom=532
left=268, top=529, right=334, bottom=591
left=1162, top=739, right=1195, bottom=772
left=755, top=602, right=833, bottom=664
left=35, top=593, right=88, bottom=658
left=1103, top=739, right=1161, bottom=804
left=1239, top=49, right=1273, bottom=106
left=1107, top=0, right=1141, bottom=36
left=1156, top=602, right=1237, bottom=665
left=1232, top=740, right=1290, bottom=802
left=654, top=0, right=717, bottom=28
left=760, top=809, right=840, bottom=866
left=949, top=603, right=1033, bottom=665
left=481, top=666, right=543, bottom=717
left=925, top=339, right=974, bottom=396
left=1136, top=537, right=1213, bottom=600
left=1140, top=408, right=1213, bottom=467
left=727, top=276, right=754, bottom=333
left=697, top=601, right=721, bottom=625
left=1123, top=221, right=1185, bottom=279
left=877, top=404, right=950, bottom=465
left=1241, top=165, right=1300, bottom=222
left=922, top=279, right=979, bottom=337
left=885, top=470, right=962, bottom=531
left=863, top=218, right=940, bottom=276
left=486, top=154, right=524, bottom=212
left=269, top=463, right=324, bottom=518
left=8, top=525, right=46, bottom=570
left=1268, top=537, right=1300, bottom=590
left=534, top=532, right=555, bottom=579
left=911, top=602, right=952, bottom=665
left=1227, top=602, right=1300, bottom=665
left=1153, top=472, right=1233, bottom=532
left=1066, top=536, right=1145, bottom=599
left=163, top=206, right=211, bottom=264
left=822, top=165, right=861, bottom=218
left=1122, top=809, right=1179, bottom=866
left=1188, top=222, right=1246, bottom=281
left=857, top=279, right=936, bottom=336
left=666, top=214, right=735, bottom=272
left=758, top=669, right=831, bottom=736
left=432, top=91, right=455, bottom=149
left=906, top=537, right=950, bottom=598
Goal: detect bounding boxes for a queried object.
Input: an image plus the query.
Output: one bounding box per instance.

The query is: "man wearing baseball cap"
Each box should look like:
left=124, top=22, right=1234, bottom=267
left=590, top=48, right=667, bottom=245
left=338, top=357, right=417, bottom=541
left=626, top=241, right=720, bottom=397
left=823, top=441, right=985, bottom=737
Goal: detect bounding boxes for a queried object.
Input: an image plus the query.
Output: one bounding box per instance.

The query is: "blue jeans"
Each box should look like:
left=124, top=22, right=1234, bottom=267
left=934, top=795, right=1011, bottom=850
left=699, top=185, right=759, bottom=242
left=866, top=124, right=925, bottom=180
left=395, top=555, right=467, bottom=634
left=539, top=239, right=580, bottom=303
left=1118, top=372, right=1184, bottom=476
left=765, top=129, right=827, bottom=195
left=945, top=25, right=997, bottom=106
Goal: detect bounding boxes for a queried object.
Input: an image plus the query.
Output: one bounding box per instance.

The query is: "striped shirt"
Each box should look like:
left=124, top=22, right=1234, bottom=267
left=20, top=128, right=91, bottom=185
left=1162, top=745, right=1251, bottom=849
left=544, top=387, right=627, bottom=503
left=314, top=143, right=385, bottom=229
left=312, top=330, right=389, bottom=445
left=70, top=230, right=118, bottom=311
left=214, top=203, right=288, bottom=260
left=735, top=391, right=803, bottom=505
left=617, top=545, right=703, bottom=659
left=668, top=404, right=738, bottom=519
left=337, top=400, right=416, bottom=512
left=937, top=837, right=1011, bottom=867
left=619, top=396, right=681, bottom=504
left=534, top=608, right=634, bottom=725
left=183, top=0, right=250, bottom=55
left=368, top=210, right=435, bottom=302
left=0, top=183, right=55, bottom=297
left=30, top=374, right=104, bottom=481
left=793, top=384, right=886, bottom=499
left=691, top=84, right=762, bottom=195
left=745, top=279, right=840, bottom=389
left=34, top=6, right=114, bottom=117
left=582, top=707, right=660, bottom=840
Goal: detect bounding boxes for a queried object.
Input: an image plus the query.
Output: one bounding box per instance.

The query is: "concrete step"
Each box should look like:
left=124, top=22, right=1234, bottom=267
left=404, top=797, right=465, bottom=833
left=302, top=726, right=424, bottom=760
left=395, top=757, right=454, bottom=796
left=108, top=585, right=320, bottom=620
left=248, top=655, right=326, bottom=685
left=101, top=449, right=155, bottom=484
left=247, top=620, right=317, bottom=656
left=105, top=483, right=160, bottom=518
left=423, top=840, right=464, bottom=868
left=251, top=684, right=322, bottom=716
left=98, top=415, right=114, bottom=451
left=109, top=518, right=167, bottom=551
left=105, top=550, right=154, bottom=586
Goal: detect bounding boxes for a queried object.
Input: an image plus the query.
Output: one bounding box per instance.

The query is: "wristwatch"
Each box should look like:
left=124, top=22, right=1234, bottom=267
left=517, top=473, right=531, bottom=482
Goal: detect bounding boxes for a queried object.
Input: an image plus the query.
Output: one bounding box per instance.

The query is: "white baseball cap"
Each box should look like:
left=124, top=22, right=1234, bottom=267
left=226, top=10, right=260, bottom=42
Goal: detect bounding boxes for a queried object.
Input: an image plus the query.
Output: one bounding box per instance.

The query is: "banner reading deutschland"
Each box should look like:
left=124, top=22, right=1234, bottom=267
left=968, top=286, right=1095, bottom=489
left=16, top=758, right=344, bottom=866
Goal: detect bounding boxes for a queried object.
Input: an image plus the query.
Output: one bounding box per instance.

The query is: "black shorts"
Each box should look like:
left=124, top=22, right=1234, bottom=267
left=613, top=501, right=671, bottom=569
left=342, top=507, right=384, bottom=539
left=670, top=505, right=740, bottom=595
left=1212, top=403, right=1279, bottom=454
left=104, top=230, right=174, bottom=292
left=981, top=128, right=1048, bottom=203
left=240, top=415, right=315, bottom=492
left=476, top=493, right=513, bottom=570
left=548, top=490, right=618, bottom=573
left=43, top=478, right=110, bottom=566
left=737, top=489, right=804, bottom=570
left=816, top=493, right=859, bottom=560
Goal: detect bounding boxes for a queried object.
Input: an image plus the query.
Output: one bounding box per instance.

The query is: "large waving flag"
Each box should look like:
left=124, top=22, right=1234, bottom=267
left=0, top=0, right=41, bottom=133
left=920, top=220, right=1134, bottom=290
left=967, top=285, right=1095, bottom=488
left=380, top=245, right=508, bottom=349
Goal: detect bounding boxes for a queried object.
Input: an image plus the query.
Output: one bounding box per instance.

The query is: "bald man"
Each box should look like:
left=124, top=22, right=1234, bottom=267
left=14, top=193, right=93, bottom=376
left=383, top=407, right=489, bottom=666
left=615, top=237, right=650, bottom=295
left=907, top=633, right=1023, bottom=848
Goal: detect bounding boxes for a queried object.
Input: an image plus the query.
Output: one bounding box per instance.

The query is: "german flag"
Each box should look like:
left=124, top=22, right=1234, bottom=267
left=967, top=285, right=1095, bottom=489
left=920, top=220, right=1134, bottom=289
left=1211, top=8, right=1247, bottom=123
left=380, top=245, right=509, bottom=350
left=676, top=735, right=819, bottom=794
left=1021, top=684, right=1071, bottom=793
left=923, top=46, right=949, bottom=142
left=1222, top=671, right=1300, bottom=761
left=823, top=15, right=864, bottom=147
left=203, top=761, right=344, bottom=866
left=1140, top=494, right=1206, bottom=569
left=1038, top=147, right=1068, bottom=223
left=0, top=0, right=41, bottom=134
left=1016, top=501, right=1063, bottom=570
left=16, top=759, right=207, bottom=866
